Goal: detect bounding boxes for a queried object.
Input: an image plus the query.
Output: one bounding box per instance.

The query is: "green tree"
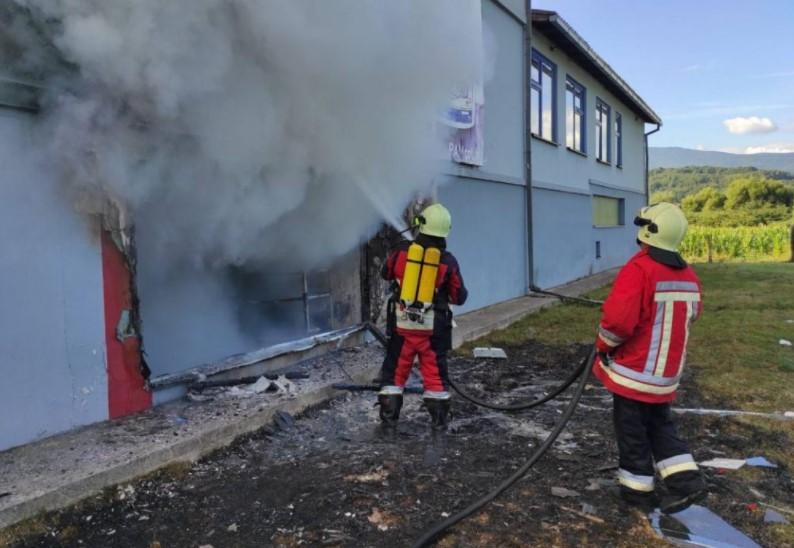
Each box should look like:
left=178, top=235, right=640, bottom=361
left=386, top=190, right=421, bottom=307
left=650, top=190, right=675, bottom=204
left=682, top=186, right=726, bottom=213
left=724, top=178, right=794, bottom=210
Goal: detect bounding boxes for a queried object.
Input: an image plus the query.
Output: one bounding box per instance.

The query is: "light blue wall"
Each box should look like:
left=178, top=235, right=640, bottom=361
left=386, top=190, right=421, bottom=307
left=440, top=178, right=527, bottom=313
left=529, top=28, right=650, bottom=288
left=530, top=31, right=647, bottom=197
left=532, top=181, right=646, bottom=288
left=438, top=0, right=528, bottom=314
left=480, top=0, right=525, bottom=181
left=0, top=109, right=108, bottom=451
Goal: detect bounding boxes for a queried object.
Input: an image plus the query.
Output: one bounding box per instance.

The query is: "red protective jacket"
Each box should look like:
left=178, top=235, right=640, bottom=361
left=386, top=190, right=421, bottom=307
left=593, top=248, right=702, bottom=403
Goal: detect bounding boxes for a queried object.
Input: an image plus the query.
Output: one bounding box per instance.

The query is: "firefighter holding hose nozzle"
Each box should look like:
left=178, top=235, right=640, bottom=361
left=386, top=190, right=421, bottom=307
left=594, top=202, right=707, bottom=514
left=378, top=203, right=468, bottom=430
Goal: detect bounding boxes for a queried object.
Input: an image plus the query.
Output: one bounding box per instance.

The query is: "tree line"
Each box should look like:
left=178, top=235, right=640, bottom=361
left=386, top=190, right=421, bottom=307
left=649, top=167, right=794, bottom=226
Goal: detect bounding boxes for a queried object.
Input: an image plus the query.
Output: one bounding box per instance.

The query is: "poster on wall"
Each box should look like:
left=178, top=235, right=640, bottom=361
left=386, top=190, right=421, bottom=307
left=440, top=0, right=484, bottom=167
left=443, top=84, right=485, bottom=166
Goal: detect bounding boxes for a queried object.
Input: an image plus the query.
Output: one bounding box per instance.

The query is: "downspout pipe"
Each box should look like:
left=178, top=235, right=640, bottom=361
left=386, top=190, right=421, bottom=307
left=644, top=123, right=661, bottom=205
left=524, top=0, right=534, bottom=289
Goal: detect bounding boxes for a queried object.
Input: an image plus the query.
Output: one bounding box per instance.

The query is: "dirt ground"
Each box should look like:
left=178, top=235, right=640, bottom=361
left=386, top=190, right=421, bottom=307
left=4, top=341, right=792, bottom=547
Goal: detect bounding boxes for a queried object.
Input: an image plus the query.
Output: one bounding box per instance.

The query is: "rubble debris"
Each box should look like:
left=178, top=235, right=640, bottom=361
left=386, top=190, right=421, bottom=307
left=344, top=469, right=389, bottom=483
left=227, top=523, right=238, bottom=532
left=0, top=492, right=10, bottom=499
left=745, top=456, right=778, bottom=469
left=699, top=458, right=746, bottom=470
left=560, top=505, right=604, bottom=524
left=650, top=506, right=761, bottom=548
left=763, top=509, right=789, bottom=524
left=368, top=508, right=398, bottom=531
left=749, top=487, right=766, bottom=499
left=785, top=411, right=794, bottom=418
left=551, top=487, right=580, bottom=498
left=189, top=371, right=310, bottom=392
left=332, top=383, right=423, bottom=394
left=249, top=376, right=272, bottom=394
left=779, top=339, right=792, bottom=347
left=273, top=411, right=296, bottom=431
left=580, top=503, right=597, bottom=515
left=473, top=347, right=508, bottom=359
left=760, top=503, right=794, bottom=517
left=585, top=478, right=614, bottom=491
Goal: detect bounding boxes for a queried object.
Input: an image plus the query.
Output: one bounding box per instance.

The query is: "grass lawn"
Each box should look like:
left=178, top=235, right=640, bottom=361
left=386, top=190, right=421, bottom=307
left=461, top=262, right=794, bottom=416
left=460, top=262, right=794, bottom=544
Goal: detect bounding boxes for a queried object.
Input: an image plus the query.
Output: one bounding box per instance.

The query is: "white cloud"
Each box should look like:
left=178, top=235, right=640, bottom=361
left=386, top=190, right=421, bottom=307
left=682, top=64, right=702, bottom=72
left=722, top=116, right=778, bottom=135
left=743, top=143, right=794, bottom=154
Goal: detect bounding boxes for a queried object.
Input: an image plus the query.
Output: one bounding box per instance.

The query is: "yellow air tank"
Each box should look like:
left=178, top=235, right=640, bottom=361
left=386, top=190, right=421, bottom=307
left=399, top=243, right=424, bottom=303
left=417, top=247, right=441, bottom=304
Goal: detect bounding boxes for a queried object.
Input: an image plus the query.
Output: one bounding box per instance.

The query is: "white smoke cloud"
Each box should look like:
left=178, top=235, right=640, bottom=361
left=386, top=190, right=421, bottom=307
left=722, top=116, right=777, bottom=135
left=12, top=0, right=483, bottom=271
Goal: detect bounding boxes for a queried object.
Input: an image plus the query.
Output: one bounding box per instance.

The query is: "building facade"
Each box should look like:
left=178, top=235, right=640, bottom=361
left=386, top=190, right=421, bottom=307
left=530, top=10, right=661, bottom=288
left=0, top=3, right=661, bottom=452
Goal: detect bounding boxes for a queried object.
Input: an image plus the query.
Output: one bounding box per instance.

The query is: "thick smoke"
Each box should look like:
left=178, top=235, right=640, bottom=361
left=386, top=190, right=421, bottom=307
left=11, top=0, right=483, bottom=271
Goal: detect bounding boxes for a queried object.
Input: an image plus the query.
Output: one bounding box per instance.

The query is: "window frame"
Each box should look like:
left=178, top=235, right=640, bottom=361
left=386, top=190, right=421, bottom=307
left=595, top=98, right=611, bottom=164
left=565, top=75, right=586, bottom=154
left=592, top=195, right=624, bottom=228
left=615, top=112, right=623, bottom=168
left=530, top=49, right=557, bottom=143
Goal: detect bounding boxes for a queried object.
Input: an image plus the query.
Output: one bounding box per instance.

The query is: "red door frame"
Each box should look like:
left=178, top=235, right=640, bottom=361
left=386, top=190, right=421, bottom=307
left=101, top=231, right=152, bottom=418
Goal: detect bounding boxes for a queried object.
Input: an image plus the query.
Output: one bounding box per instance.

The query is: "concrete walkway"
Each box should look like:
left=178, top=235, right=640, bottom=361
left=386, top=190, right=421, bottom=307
left=0, top=270, right=616, bottom=530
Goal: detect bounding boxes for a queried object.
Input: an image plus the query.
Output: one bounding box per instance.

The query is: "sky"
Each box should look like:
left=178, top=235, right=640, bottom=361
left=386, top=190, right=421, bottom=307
left=533, top=0, right=794, bottom=153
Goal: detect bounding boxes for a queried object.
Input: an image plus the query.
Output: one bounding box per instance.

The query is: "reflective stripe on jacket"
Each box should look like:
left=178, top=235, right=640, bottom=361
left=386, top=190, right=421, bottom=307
left=593, top=248, right=702, bottom=403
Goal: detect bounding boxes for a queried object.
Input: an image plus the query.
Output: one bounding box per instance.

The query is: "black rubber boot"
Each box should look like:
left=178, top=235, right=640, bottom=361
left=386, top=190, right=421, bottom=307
left=378, top=394, right=403, bottom=425
left=425, top=399, right=450, bottom=430
left=619, top=487, right=659, bottom=513
left=661, top=489, right=707, bottom=515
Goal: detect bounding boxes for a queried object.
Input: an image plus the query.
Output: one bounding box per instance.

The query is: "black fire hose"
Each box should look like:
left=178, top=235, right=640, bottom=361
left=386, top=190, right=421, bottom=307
left=447, top=353, right=588, bottom=412
left=363, top=322, right=588, bottom=412
left=411, top=347, right=595, bottom=548
left=529, top=284, right=604, bottom=307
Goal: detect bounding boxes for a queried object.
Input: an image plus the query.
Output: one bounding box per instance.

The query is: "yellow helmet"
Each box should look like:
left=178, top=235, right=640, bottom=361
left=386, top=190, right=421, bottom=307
left=634, top=202, right=688, bottom=252
left=415, top=203, right=452, bottom=238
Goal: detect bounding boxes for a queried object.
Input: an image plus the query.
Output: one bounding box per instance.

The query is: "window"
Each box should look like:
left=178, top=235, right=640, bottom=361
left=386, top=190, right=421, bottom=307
left=592, top=195, right=623, bottom=227
left=615, top=112, right=623, bottom=168
left=565, top=76, right=586, bottom=153
left=595, top=99, right=611, bottom=163
left=531, top=50, right=556, bottom=142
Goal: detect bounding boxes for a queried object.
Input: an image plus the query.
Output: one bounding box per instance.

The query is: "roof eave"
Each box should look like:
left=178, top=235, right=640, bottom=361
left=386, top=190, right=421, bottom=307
left=532, top=11, right=662, bottom=126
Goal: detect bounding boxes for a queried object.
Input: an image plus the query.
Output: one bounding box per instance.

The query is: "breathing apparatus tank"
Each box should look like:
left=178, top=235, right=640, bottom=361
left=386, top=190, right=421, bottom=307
left=397, top=242, right=441, bottom=331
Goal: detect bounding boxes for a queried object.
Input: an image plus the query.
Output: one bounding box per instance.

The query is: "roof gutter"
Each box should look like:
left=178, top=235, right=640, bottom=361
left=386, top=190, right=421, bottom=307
left=644, top=123, right=662, bottom=204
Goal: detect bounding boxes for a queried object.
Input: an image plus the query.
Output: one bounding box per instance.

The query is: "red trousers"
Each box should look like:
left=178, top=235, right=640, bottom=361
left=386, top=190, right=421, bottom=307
left=380, top=329, right=449, bottom=394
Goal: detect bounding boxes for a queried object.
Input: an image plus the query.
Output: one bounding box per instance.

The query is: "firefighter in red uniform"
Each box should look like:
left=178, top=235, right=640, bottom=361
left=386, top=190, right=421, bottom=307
left=594, top=202, right=707, bottom=514
left=378, top=203, right=468, bottom=429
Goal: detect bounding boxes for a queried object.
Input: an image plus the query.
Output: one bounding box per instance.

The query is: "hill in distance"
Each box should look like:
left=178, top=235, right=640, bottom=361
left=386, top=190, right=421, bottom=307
left=650, top=146, right=794, bottom=174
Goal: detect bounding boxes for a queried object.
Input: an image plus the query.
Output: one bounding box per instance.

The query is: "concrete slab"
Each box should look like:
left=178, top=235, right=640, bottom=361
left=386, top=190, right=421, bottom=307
left=0, top=269, right=616, bottom=530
